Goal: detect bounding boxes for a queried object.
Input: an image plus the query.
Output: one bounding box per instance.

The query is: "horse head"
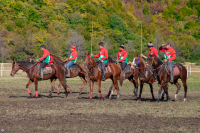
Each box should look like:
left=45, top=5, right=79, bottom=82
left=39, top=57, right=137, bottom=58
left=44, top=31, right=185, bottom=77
left=10, top=60, right=20, bottom=77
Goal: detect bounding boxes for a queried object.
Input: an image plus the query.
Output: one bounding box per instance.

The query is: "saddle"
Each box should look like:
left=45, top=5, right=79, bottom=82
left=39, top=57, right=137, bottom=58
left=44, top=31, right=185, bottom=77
left=69, top=64, right=79, bottom=71
left=38, top=64, right=52, bottom=75
left=165, top=64, right=180, bottom=76
left=123, top=65, right=131, bottom=74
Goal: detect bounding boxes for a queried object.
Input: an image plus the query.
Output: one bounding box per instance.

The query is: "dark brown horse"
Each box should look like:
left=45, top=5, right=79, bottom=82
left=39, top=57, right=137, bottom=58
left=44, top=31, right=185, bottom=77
left=107, top=57, right=138, bottom=97
left=51, top=54, right=87, bottom=95
left=82, top=53, right=123, bottom=99
left=147, top=55, right=187, bottom=102
left=10, top=61, right=68, bottom=98
left=132, top=55, right=156, bottom=101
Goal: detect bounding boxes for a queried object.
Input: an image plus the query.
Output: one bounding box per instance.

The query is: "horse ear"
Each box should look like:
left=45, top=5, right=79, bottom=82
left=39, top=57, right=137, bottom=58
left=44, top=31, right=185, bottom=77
left=88, top=52, right=90, bottom=55
left=13, top=60, right=15, bottom=64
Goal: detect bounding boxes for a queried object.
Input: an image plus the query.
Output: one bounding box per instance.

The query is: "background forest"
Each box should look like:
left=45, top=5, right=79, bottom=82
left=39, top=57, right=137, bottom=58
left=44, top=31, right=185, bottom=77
left=0, top=0, right=199, bottom=64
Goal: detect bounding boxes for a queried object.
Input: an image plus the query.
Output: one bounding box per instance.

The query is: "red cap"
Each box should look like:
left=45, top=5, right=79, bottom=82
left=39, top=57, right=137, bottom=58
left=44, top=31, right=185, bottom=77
left=70, top=46, right=75, bottom=49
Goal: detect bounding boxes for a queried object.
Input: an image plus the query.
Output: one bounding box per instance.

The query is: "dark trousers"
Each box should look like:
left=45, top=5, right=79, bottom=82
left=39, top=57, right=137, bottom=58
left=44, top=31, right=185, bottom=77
left=40, top=62, right=47, bottom=70
left=39, top=62, right=47, bottom=79
left=120, top=62, right=127, bottom=80
left=120, top=62, right=127, bottom=70
left=99, top=61, right=106, bottom=81
left=167, top=61, right=174, bottom=82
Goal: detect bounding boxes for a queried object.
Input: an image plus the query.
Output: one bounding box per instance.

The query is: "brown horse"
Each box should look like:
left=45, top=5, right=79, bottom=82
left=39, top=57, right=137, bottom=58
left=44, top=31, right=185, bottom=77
left=107, top=57, right=138, bottom=97
left=132, top=55, right=157, bottom=101
left=147, top=55, right=187, bottom=102
left=51, top=54, right=87, bottom=95
left=10, top=61, right=68, bottom=98
left=82, top=52, right=123, bottom=99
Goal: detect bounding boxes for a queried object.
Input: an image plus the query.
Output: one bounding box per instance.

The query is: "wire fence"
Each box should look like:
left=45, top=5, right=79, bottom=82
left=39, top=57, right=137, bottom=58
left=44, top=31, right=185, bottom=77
left=1, top=63, right=200, bottom=77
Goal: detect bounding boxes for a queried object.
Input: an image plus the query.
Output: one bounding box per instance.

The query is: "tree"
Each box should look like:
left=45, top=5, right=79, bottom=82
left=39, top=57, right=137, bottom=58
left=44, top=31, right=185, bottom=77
left=66, top=30, right=85, bottom=58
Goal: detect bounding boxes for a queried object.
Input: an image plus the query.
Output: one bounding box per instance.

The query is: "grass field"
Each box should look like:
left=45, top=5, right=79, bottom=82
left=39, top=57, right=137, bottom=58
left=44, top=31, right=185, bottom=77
left=0, top=77, right=200, bottom=132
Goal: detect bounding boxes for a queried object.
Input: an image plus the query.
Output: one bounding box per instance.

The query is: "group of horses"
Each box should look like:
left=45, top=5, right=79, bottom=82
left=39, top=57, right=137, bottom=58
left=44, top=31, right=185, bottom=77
left=10, top=53, right=187, bottom=102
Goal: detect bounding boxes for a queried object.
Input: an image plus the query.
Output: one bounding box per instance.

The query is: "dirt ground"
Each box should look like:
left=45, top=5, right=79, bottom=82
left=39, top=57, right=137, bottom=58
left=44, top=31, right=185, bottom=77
left=0, top=77, right=200, bottom=132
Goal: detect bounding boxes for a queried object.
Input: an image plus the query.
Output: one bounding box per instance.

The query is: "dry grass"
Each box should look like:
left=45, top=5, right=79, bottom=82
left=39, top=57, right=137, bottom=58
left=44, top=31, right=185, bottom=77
left=0, top=77, right=199, bottom=132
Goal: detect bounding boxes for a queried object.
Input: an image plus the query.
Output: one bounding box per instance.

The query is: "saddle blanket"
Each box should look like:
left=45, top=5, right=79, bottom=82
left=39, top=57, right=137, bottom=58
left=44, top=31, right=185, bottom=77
left=98, top=66, right=111, bottom=73
left=173, top=66, right=180, bottom=76
left=43, top=67, right=52, bottom=75
left=124, top=65, right=131, bottom=74
left=69, top=64, right=79, bottom=71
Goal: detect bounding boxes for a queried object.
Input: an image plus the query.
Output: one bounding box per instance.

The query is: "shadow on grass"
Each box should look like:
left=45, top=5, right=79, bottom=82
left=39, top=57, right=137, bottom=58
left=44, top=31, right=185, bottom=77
left=9, top=94, right=65, bottom=99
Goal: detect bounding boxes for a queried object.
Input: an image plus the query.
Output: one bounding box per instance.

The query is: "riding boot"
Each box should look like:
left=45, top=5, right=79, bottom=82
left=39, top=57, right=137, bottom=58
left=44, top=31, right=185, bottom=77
left=67, top=68, right=70, bottom=77
left=39, top=68, right=44, bottom=80
left=102, top=69, right=105, bottom=81
left=170, top=69, right=174, bottom=84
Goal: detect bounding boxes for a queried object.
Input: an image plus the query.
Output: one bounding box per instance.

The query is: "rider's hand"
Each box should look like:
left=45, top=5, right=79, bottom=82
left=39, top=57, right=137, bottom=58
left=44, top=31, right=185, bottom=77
left=140, top=54, right=144, bottom=57
left=163, top=59, right=167, bottom=62
left=36, top=59, right=39, bottom=62
left=91, top=54, right=93, bottom=57
left=162, top=44, right=165, bottom=47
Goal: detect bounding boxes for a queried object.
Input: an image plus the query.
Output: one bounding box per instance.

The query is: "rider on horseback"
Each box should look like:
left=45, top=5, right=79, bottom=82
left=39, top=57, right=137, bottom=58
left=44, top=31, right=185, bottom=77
left=117, top=44, right=128, bottom=80
left=36, top=44, right=51, bottom=80
left=64, top=45, right=78, bottom=77
left=91, top=42, right=108, bottom=81
left=141, top=42, right=158, bottom=81
left=159, top=42, right=176, bottom=83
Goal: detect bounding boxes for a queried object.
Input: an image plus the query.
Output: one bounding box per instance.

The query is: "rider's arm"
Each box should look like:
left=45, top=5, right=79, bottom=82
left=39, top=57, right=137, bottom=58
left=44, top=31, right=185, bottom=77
left=38, top=51, right=48, bottom=61
left=117, top=53, right=119, bottom=61
left=159, top=46, right=167, bottom=52
left=68, top=51, right=77, bottom=61
left=168, top=50, right=176, bottom=61
left=119, top=51, right=127, bottom=62
left=92, top=52, right=100, bottom=58
left=101, top=49, right=108, bottom=60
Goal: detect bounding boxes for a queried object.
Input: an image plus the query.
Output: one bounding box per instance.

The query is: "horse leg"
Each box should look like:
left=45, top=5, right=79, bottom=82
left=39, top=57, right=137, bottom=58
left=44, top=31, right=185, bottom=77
left=182, top=78, right=187, bottom=102
left=149, top=83, right=155, bottom=100
left=174, top=81, right=181, bottom=101
left=26, top=79, right=33, bottom=97
left=34, top=79, right=39, bottom=98
left=89, top=80, right=94, bottom=99
left=137, top=81, right=144, bottom=101
left=113, top=77, right=120, bottom=100
left=128, top=78, right=137, bottom=96
left=161, top=91, right=165, bottom=101
left=57, top=81, right=61, bottom=95
left=79, top=76, right=87, bottom=95
left=164, top=87, right=170, bottom=102
left=97, top=80, right=105, bottom=100
left=106, top=84, right=113, bottom=99
left=49, top=79, right=55, bottom=98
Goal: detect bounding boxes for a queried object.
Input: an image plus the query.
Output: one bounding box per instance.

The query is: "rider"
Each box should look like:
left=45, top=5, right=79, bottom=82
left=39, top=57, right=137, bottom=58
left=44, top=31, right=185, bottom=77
left=117, top=44, right=128, bottom=79
left=91, top=42, right=108, bottom=81
left=141, top=42, right=158, bottom=81
left=159, top=42, right=176, bottom=83
left=64, top=45, right=78, bottom=77
left=36, top=44, right=51, bottom=80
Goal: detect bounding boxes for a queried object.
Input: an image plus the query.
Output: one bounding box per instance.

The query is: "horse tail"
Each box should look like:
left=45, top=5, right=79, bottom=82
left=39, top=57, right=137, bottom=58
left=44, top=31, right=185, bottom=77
left=119, top=67, right=123, bottom=87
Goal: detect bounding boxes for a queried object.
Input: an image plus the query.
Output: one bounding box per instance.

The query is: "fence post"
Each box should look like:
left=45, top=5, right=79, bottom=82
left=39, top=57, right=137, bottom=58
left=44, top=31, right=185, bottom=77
left=1, top=63, right=2, bottom=77
left=187, top=66, right=188, bottom=77
left=190, top=65, right=191, bottom=76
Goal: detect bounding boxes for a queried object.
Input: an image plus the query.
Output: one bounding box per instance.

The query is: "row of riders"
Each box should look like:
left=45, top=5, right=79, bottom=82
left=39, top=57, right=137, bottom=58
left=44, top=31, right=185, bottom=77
left=10, top=41, right=187, bottom=102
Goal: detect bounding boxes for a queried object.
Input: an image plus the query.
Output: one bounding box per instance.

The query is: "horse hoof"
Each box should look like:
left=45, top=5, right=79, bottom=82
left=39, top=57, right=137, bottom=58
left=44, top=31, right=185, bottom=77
left=79, top=92, right=82, bottom=95
left=65, top=93, right=68, bottom=97
left=109, top=96, right=112, bottom=100
left=161, top=97, right=164, bottom=101
left=137, top=98, right=141, bottom=102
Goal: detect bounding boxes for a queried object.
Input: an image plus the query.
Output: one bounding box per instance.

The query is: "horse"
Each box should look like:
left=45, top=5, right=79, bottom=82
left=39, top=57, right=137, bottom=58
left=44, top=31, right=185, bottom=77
left=132, top=55, right=157, bottom=101
left=50, top=54, right=87, bottom=95
left=82, top=52, right=123, bottom=99
left=10, top=61, right=68, bottom=98
left=147, top=55, right=187, bottom=102
left=107, top=57, right=138, bottom=98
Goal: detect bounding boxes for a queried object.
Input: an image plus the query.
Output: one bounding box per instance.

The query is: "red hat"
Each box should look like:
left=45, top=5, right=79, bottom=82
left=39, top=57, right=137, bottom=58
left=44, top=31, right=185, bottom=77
left=70, top=46, right=75, bottom=49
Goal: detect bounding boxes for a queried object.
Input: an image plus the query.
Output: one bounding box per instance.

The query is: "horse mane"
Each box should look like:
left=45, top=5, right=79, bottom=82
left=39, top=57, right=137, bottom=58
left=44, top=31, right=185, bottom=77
left=139, top=57, right=146, bottom=66
left=16, top=61, right=35, bottom=67
left=50, top=54, right=63, bottom=64
left=108, top=57, right=116, bottom=63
